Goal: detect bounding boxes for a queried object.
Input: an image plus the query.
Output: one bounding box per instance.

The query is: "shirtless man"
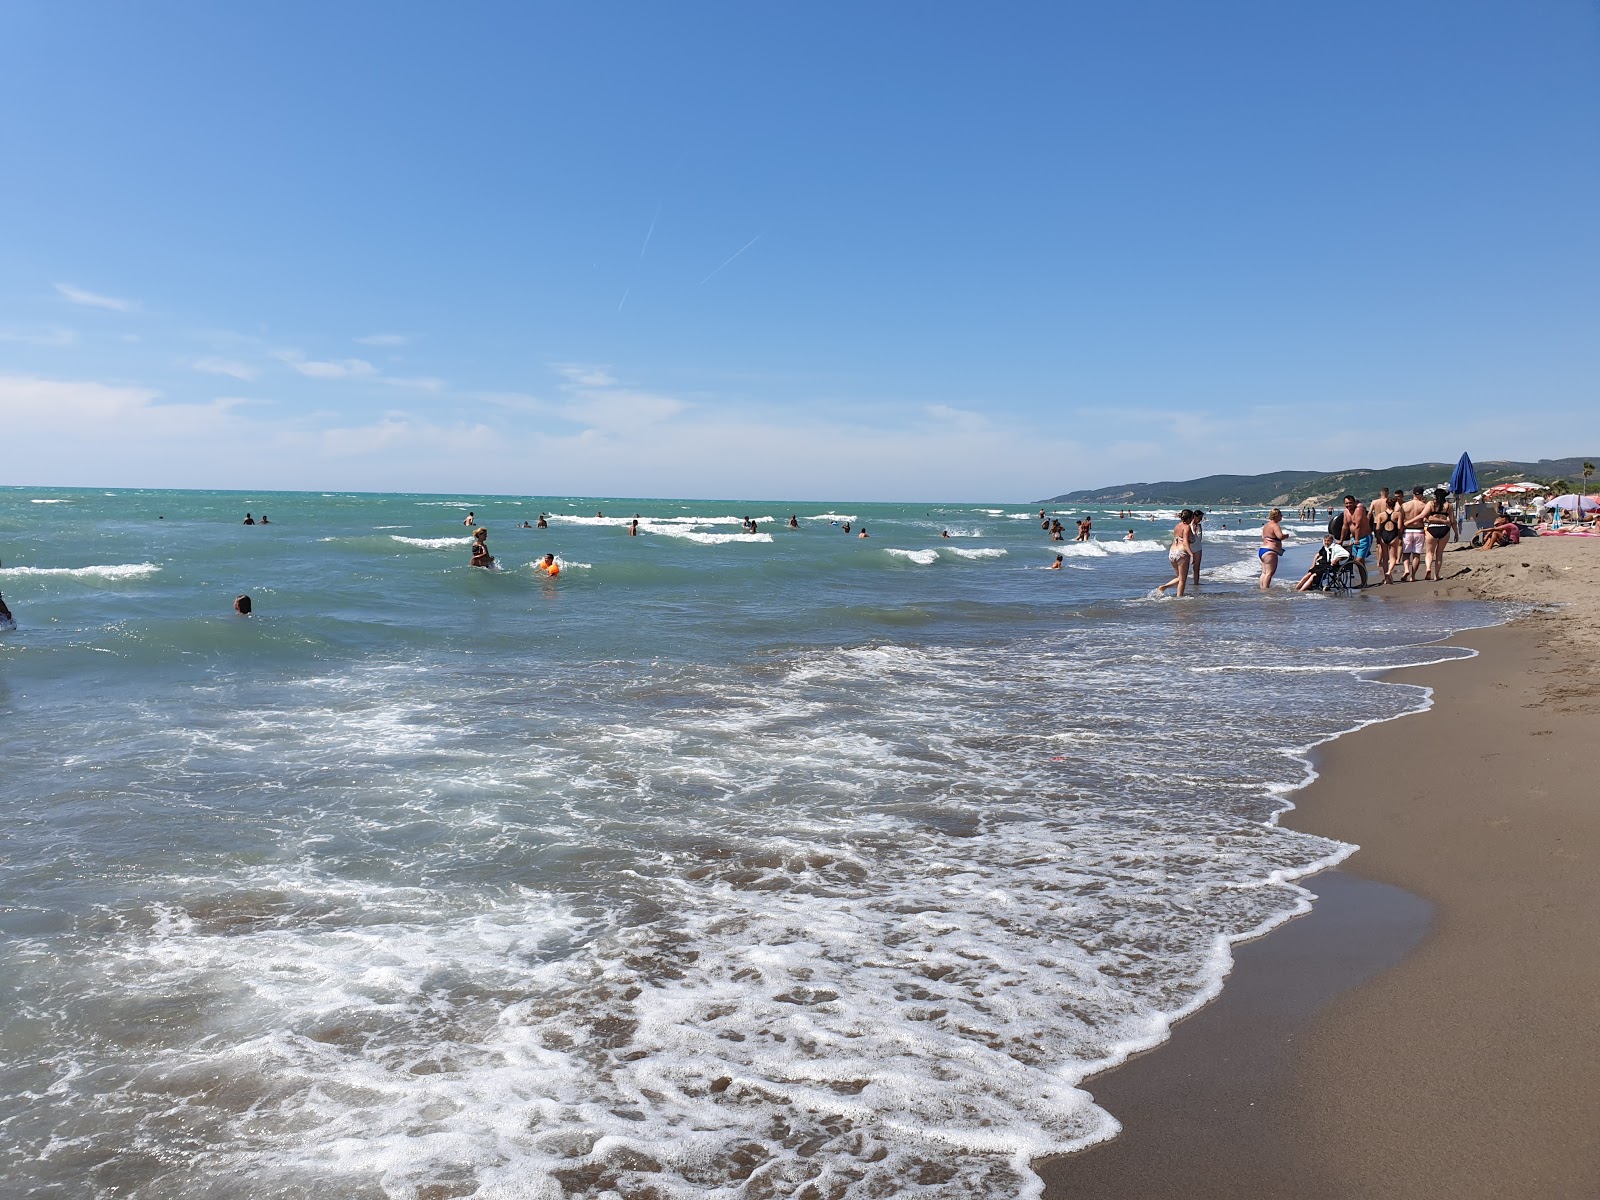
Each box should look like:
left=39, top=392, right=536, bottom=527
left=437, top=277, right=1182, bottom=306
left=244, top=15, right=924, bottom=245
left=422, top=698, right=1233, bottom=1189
left=1340, top=495, right=1371, bottom=588
left=463, top=511, right=475, bottom=527
left=536, top=552, right=560, bottom=577
left=1399, top=486, right=1430, bottom=582
left=1075, top=516, right=1092, bottom=542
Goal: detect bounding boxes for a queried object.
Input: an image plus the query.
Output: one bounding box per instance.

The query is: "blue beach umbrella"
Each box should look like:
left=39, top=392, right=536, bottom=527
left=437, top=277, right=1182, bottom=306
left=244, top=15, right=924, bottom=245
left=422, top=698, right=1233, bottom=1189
left=1448, top=453, right=1478, bottom=541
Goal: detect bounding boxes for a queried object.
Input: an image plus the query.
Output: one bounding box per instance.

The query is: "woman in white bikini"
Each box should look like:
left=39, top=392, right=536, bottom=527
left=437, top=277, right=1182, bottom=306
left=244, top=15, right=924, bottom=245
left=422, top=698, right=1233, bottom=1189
left=1259, top=508, right=1286, bottom=589
left=1157, top=509, right=1194, bottom=597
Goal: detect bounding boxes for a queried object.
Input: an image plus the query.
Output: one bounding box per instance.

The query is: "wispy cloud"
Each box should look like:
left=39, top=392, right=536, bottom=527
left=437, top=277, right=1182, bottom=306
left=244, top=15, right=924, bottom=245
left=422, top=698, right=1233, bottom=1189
left=553, top=362, right=687, bottom=431
left=54, top=283, right=135, bottom=312
left=0, top=327, right=76, bottom=347
left=275, top=350, right=378, bottom=380
left=355, top=333, right=409, bottom=347
left=554, top=364, right=618, bottom=388
left=188, top=355, right=260, bottom=381
left=380, top=375, right=445, bottom=391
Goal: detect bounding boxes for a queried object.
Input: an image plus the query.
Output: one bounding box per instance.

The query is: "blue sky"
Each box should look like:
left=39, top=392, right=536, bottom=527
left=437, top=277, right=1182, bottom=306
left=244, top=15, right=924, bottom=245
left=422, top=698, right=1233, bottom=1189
left=1, top=1, right=1596, bottom=499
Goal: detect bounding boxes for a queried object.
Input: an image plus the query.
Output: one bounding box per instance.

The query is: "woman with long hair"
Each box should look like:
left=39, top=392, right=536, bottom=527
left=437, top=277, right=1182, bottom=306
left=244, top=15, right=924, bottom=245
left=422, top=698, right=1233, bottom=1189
left=1422, top=489, right=1454, bottom=581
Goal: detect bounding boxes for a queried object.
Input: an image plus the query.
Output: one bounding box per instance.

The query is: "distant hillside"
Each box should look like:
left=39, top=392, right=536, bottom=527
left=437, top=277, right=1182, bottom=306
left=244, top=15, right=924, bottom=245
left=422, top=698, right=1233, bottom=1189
left=1042, top=457, right=1598, bottom=507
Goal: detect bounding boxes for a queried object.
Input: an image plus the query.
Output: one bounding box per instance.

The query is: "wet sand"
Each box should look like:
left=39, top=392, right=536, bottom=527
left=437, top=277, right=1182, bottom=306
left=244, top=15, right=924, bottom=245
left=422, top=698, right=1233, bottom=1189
left=1040, top=537, right=1600, bottom=1199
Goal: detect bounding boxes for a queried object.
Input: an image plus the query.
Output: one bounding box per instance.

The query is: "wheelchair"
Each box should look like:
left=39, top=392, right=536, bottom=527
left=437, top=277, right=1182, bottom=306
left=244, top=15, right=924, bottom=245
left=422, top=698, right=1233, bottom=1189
left=1317, top=551, right=1358, bottom=594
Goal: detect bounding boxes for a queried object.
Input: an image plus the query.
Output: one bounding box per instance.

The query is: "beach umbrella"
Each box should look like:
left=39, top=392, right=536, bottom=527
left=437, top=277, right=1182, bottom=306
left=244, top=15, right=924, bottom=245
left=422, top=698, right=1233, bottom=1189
left=1541, top=495, right=1599, bottom=511
left=1447, top=453, right=1478, bottom=542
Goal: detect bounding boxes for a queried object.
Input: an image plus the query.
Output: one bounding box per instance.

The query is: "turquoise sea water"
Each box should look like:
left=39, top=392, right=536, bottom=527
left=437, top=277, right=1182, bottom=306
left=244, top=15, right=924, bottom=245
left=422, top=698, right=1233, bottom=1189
left=0, top=487, right=1501, bottom=1199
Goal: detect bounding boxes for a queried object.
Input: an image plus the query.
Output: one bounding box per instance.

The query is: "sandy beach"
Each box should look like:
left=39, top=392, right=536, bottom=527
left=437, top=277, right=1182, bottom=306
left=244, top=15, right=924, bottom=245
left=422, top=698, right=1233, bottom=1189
left=1041, top=535, right=1600, bottom=1199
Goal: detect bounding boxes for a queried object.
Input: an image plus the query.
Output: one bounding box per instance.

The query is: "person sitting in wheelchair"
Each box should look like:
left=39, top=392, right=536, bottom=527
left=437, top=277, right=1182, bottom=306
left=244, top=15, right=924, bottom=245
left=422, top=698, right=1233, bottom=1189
left=1296, top=534, right=1351, bottom=592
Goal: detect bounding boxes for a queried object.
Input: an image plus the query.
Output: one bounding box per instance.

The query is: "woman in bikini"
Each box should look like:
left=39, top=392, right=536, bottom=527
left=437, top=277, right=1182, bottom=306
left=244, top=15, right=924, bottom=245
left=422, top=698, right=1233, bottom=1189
left=1422, top=489, right=1454, bottom=581
left=1258, top=508, right=1286, bottom=589
left=1157, top=509, right=1194, bottom=597
left=469, top=527, right=495, bottom=569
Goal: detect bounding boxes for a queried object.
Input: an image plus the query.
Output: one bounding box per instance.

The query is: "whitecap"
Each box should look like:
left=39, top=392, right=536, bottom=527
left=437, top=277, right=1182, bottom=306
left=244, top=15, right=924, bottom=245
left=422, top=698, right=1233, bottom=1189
left=884, top=548, right=939, bottom=565
left=643, top=526, right=773, bottom=544
left=942, top=547, right=1007, bottom=560
left=0, top=563, right=160, bottom=580
left=390, top=536, right=471, bottom=548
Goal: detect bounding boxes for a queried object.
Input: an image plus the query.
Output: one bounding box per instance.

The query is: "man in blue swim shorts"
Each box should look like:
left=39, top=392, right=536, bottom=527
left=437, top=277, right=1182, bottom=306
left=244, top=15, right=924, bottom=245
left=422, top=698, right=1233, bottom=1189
left=1340, top=494, right=1372, bottom=588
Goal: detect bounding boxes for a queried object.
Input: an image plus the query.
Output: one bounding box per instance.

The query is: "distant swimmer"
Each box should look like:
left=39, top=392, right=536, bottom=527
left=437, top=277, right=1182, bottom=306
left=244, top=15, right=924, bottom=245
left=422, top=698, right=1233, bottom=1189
left=464, top=511, right=475, bottom=526
left=596, top=510, right=604, bottom=518
left=941, top=530, right=950, bottom=538
left=1039, top=509, right=1046, bottom=520
left=788, top=515, right=799, bottom=529
left=242, top=513, right=255, bottom=525
left=858, top=527, right=869, bottom=538
left=233, top=595, right=252, bottom=616
left=1124, top=529, right=1136, bottom=541
left=629, top=518, right=639, bottom=536
left=536, top=514, right=548, bottom=529
left=470, top=527, right=495, bottom=568
left=842, top=522, right=851, bottom=534
left=536, top=552, right=560, bottom=578
left=520, top=521, right=532, bottom=529
left=1048, top=555, right=1064, bottom=570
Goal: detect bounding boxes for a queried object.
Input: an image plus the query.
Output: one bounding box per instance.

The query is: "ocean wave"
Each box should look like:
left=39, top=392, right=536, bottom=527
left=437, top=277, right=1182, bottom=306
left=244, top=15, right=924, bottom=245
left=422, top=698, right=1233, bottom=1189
left=390, top=535, right=472, bottom=548
left=30, top=498, right=72, bottom=504
left=0, top=562, right=160, bottom=579
left=809, top=512, right=858, bottom=522
left=942, top=547, right=1007, bottom=560
left=884, top=548, right=940, bottom=564
left=1055, top=539, right=1167, bottom=557
left=644, top=526, right=774, bottom=544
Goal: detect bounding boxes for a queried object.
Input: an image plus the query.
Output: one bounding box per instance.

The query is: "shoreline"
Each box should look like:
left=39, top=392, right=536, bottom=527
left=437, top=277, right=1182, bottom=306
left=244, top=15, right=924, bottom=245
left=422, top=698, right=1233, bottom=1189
left=1039, top=538, right=1600, bottom=1198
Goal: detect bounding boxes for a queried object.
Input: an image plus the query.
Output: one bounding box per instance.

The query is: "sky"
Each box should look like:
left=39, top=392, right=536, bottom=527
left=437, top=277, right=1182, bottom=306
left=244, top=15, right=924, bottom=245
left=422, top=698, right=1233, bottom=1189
left=1, top=1, right=1597, bottom=501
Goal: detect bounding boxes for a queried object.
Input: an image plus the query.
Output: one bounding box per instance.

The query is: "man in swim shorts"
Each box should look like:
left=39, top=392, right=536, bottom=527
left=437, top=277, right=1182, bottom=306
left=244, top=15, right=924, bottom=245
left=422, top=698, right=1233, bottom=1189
left=1340, top=495, right=1371, bottom=588
left=1400, top=486, right=1429, bottom=581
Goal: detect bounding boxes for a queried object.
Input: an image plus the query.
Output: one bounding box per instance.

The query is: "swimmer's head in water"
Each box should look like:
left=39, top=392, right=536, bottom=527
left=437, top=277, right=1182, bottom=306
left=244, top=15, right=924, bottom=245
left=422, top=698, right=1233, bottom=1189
left=234, top=595, right=252, bottom=615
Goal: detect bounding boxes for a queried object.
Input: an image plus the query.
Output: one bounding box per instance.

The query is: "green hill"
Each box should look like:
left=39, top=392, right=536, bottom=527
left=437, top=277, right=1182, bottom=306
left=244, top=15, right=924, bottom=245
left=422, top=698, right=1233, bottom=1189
left=1042, top=457, right=1597, bottom=507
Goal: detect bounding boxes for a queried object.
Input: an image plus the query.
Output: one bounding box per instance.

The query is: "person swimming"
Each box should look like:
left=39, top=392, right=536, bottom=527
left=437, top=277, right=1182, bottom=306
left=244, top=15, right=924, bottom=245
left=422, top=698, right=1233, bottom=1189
left=788, top=515, right=799, bottom=528
left=242, top=513, right=255, bottom=525
left=629, top=518, right=639, bottom=536
left=1048, top=555, right=1064, bottom=570
left=536, top=514, right=548, bottom=528
left=463, top=511, right=475, bottom=526
left=233, top=595, right=252, bottom=616
left=941, top=530, right=950, bottom=538
left=536, top=552, right=560, bottom=578
left=857, top=527, right=869, bottom=538
left=260, top=514, right=269, bottom=525
left=469, top=527, right=495, bottom=569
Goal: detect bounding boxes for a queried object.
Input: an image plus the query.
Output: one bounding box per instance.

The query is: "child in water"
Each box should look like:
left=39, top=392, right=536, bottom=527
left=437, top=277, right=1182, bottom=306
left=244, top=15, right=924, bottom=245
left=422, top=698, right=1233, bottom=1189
left=536, top=553, right=560, bottom=578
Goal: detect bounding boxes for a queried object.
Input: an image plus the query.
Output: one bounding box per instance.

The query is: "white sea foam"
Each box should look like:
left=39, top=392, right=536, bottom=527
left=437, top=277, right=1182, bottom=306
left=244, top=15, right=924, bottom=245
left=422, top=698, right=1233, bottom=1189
left=809, top=512, right=857, bottom=522
left=0, top=562, right=160, bottom=579
left=390, top=535, right=472, bottom=548
left=884, top=547, right=940, bottom=564
left=644, top=525, right=774, bottom=544
left=1203, top=557, right=1273, bottom=583
left=1055, top=538, right=1167, bottom=557
left=30, top=498, right=72, bottom=503
left=942, top=546, right=1007, bottom=559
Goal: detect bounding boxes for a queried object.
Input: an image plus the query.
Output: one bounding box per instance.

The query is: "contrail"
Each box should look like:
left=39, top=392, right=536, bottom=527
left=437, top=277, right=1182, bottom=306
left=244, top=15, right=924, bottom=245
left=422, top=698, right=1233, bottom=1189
left=639, top=207, right=660, bottom=259
left=699, top=234, right=762, bottom=286
left=617, top=287, right=630, bottom=313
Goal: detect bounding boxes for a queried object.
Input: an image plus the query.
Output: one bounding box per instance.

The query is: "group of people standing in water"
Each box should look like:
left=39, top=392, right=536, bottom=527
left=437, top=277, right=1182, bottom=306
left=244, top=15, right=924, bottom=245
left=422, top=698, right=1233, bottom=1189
left=1256, top=486, right=1457, bottom=591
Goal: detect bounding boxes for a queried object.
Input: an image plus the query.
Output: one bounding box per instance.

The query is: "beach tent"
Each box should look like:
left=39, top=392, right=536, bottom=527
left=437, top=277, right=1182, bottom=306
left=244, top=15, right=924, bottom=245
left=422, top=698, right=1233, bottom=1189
left=1448, top=453, right=1478, bottom=542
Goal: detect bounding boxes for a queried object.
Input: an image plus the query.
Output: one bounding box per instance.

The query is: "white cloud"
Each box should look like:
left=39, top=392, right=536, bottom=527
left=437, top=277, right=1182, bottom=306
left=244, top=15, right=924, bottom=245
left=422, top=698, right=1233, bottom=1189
left=553, top=363, right=619, bottom=387
left=188, top=356, right=260, bottom=381
left=355, top=333, right=410, bottom=347
left=275, top=350, right=378, bottom=380
left=380, top=375, right=445, bottom=391
left=54, top=283, right=135, bottom=312
left=0, top=328, right=76, bottom=347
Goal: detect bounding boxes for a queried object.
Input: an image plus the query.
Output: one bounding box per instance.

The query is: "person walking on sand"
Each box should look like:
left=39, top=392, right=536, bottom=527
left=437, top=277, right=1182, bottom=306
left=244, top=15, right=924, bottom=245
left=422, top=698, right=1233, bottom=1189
left=1422, top=489, right=1455, bottom=581
left=1400, top=486, right=1429, bottom=581
left=1259, top=508, right=1286, bottom=589
left=1371, top=488, right=1401, bottom=585
left=1188, top=510, right=1206, bottom=587
left=1156, top=509, right=1194, bottom=597
left=1340, top=495, right=1372, bottom=588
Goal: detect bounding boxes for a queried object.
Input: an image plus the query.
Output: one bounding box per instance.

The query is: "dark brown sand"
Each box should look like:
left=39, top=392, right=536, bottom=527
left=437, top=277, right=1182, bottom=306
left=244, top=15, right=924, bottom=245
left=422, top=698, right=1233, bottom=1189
left=1040, top=539, right=1600, bottom=1200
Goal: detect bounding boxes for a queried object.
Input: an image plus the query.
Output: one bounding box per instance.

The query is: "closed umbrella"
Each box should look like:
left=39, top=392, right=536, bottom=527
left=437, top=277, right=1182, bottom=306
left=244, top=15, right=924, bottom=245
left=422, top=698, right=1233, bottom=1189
left=1448, top=453, right=1478, bottom=542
